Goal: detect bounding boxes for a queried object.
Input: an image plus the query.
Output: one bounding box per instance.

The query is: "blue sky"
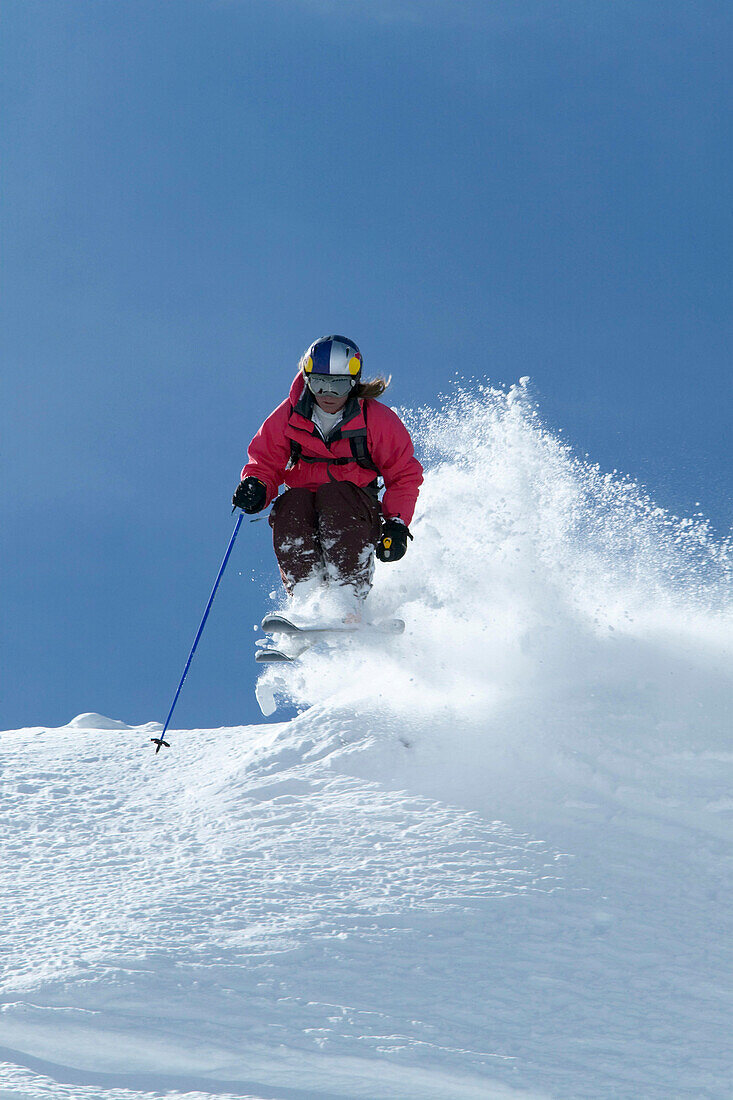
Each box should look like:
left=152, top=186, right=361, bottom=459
left=2, top=0, right=730, bottom=731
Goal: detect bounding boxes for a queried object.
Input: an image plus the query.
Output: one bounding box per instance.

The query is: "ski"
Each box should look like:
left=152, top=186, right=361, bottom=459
left=260, top=613, right=405, bottom=637
left=254, top=631, right=314, bottom=663
left=255, top=614, right=405, bottom=665
left=255, top=648, right=298, bottom=664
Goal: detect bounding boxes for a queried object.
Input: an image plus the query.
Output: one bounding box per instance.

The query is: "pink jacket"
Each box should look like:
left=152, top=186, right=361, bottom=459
left=241, top=374, right=423, bottom=525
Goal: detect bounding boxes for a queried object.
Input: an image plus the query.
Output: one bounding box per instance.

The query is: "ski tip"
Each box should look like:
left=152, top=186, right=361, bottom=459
left=255, top=650, right=296, bottom=664
left=260, top=613, right=298, bottom=634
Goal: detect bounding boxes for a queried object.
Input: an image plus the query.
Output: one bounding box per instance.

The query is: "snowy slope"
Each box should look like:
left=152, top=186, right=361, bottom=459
left=2, top=381, right=731, bottom=1099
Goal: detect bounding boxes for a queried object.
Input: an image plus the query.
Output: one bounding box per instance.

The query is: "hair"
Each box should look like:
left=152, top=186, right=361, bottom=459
left=354, top=375, right=391, bottom=399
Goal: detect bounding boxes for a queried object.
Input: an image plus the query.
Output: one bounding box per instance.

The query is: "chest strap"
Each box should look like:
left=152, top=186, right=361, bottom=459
left=287, top=400, right=380, bottom=477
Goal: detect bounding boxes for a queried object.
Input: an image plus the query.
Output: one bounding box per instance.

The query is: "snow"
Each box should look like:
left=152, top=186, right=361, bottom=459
left=2, top=381, right=731, bottom=1099
left=66, top=714, right=133, bottom=731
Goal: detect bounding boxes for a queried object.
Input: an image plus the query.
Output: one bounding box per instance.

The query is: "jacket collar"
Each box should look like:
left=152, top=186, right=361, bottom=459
left=294, top=384, right=316, bottom=421
left=290, top=374, right=364, bottom=431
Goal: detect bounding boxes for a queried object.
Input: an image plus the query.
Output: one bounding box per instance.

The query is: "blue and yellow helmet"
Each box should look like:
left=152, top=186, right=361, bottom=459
left=299, top=335, right=363, bottom=381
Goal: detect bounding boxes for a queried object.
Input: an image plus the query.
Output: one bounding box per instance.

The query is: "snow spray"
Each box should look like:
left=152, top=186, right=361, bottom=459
left=258, top=376, right=732, bottom=726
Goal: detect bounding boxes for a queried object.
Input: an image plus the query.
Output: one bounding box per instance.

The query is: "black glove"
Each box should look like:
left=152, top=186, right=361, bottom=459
left=376, top=518, right=412, bottom=562
left=232, top=477, right=267, bottom=514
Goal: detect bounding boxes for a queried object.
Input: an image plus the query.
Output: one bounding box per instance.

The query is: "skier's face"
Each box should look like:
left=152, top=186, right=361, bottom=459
left=313, top=392, right=349, bottom=414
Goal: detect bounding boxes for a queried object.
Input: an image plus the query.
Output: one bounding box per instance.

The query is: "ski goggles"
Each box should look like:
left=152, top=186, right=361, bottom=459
left=306, top=373, right=355, bottom=397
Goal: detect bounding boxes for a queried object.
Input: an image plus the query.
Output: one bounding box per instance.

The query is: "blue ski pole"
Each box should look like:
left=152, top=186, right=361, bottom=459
left=151, top=511, right=245, bottom=754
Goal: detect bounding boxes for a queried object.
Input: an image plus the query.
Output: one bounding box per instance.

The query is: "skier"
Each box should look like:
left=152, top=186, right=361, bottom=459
left=233, top=335, right=423, bottom=622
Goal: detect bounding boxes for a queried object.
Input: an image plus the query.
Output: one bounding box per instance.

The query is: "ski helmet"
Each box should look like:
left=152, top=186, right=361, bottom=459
left=300, top=335, right=362, bottom=396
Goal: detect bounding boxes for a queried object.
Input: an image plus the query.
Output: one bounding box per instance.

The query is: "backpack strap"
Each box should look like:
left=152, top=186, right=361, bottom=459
left=340, top=401, right=380, bottom=474
left=287, top=399, right=380, bottom=477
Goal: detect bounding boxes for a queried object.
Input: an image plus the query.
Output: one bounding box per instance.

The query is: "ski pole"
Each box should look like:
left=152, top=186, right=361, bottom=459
left=151, top=511, right=245, bottom=754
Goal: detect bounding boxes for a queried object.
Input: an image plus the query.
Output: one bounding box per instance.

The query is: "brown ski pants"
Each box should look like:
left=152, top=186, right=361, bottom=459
left=269, top=481, right=382, bottom=598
